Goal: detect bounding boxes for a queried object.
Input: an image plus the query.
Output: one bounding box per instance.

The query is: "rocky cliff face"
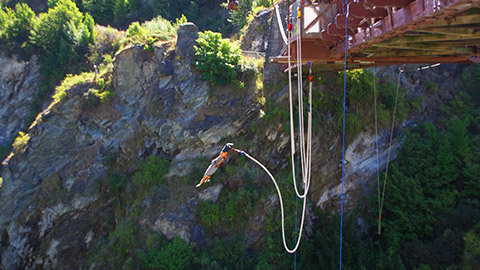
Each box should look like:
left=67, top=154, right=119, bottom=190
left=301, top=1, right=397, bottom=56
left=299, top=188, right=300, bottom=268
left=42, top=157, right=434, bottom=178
left=0, top=23, right=261, bottom=269
left=0, top=54, right=41, bottom=149
left=0, top=17, right=469, bottom=269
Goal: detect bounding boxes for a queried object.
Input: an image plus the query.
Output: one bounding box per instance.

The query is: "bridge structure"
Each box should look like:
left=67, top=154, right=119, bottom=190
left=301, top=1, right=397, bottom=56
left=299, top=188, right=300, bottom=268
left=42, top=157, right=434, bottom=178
left=270, top=0, right=480, bottom=71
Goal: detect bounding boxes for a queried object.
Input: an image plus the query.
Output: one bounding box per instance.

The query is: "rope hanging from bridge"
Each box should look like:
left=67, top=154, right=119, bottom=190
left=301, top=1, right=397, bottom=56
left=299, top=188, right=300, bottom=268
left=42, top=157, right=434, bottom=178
left=339, top=0, right=349, bottom=268
left=378, top=67, right=403, bottom=235
left=286, top=2, right=299, bottom=265
left=227, top=3, right=313, bottom=254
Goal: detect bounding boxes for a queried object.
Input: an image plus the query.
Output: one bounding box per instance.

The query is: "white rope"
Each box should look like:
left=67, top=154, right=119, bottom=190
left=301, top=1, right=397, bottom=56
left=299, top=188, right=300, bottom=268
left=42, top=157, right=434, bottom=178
left=297, top=13, right=306, bottom=180
left=290, top=6, right=313, bottom=199
left=225, top=4, right=313, bottom=254
left=248, top=4, right=312, bottom=253
left=233, top=149, right=308, bottom=254
left=275, top=4, right=289, bottom=45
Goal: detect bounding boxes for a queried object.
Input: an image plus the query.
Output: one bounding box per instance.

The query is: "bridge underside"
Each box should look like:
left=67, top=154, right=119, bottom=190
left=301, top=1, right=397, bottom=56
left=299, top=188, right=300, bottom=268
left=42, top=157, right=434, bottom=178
left=270, top=0, right=480, bottom=72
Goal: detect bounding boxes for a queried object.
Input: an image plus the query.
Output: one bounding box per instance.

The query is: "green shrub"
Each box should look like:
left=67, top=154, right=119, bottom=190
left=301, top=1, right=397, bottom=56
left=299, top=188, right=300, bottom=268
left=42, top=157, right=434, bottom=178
left=462, top=64, right=480, bottom=102
left=122, top=16, right=176, bottom=48
left=126, top=22, right=146, bottom=38
left=107, top=172, right=127, bottom=197
left=142, top=15, right=176, bottom=35
left=199, top=201, right=222, bottom=230
left=379, top=80, right=398, bottom=109
left=139, top=236, right=194, bottom=269
left=88, top=25, right=124, bottom=65
left=82, top=0, right=115, bottom=26
left=133, top=155, right=170, bottom=197
left=0, top=177, right=3, bottom=188
left=53, top=72, right=95, bottom=103
left=346, top=112, right=363, bottom=139
left=88, top=75, right=115, bottom=104
left=255, top=0, right=272, bottom=8
left=427, top=81, right=439, bottom=93
left=194, top=31, right=241, bottom=86
left=174, top=14, right=187, bottom=29
left=337, top=69, right=374, bottom=109
left=113, top=0, right=128, bottom=26
left=94, top=220, right=140, bottom=268
left=144, top=36, right=156, bottom=52
left=229, top=0, right=253, bottom=30
left=198, top=239, right=254, bottom=269
left=12, top=131, right=30, bottom=153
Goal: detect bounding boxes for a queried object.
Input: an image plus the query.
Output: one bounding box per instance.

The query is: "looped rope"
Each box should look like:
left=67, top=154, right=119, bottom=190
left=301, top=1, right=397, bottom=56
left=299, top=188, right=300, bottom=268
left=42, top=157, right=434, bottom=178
left=232, top=149, right=308, bottom=253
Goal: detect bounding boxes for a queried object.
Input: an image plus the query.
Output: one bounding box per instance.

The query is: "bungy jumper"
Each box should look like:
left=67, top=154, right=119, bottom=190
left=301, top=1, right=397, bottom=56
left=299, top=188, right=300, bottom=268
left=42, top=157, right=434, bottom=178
left=196, top=143, right=234, bottom=188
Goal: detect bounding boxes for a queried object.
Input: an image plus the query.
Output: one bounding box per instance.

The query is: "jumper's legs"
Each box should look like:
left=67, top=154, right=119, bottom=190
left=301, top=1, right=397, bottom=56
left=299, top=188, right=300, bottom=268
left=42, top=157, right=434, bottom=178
left=196, top=175, right=211, bottom=188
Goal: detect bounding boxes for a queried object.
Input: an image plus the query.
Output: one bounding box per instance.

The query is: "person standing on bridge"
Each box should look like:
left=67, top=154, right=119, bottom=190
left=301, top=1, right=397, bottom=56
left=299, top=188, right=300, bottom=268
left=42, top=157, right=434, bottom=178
left=196, top=143, right=234, bottom=188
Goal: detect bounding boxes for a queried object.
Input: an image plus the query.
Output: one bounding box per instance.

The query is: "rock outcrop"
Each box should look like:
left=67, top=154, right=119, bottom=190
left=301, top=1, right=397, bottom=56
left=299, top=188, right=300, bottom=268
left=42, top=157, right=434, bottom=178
left=0, top=55, right=41, bottom=149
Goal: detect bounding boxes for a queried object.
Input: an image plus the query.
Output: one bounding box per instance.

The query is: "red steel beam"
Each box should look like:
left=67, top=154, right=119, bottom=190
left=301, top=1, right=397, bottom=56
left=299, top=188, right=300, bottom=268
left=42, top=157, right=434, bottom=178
left=272, top=55, right=472, bottom=64
left=336, top=14, right=368, bottom=28
left=328, top=23, right=355, bottom=37
left=321, top=30, right=343, bottom=41
left=365, top=0, right=414, bottom=7
left=349, top=1, right=388, bottom=18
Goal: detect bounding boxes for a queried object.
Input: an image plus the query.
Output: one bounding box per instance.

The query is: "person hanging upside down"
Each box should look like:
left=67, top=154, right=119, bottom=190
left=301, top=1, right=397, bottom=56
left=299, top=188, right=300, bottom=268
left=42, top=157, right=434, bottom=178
left=196, top=143, right=234, bottom=188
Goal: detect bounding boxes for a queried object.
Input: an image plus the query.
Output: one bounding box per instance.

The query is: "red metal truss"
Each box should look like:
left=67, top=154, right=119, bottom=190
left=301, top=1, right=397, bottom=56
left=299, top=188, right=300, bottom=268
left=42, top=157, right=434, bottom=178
left=270, top=0, right=480, bottom=72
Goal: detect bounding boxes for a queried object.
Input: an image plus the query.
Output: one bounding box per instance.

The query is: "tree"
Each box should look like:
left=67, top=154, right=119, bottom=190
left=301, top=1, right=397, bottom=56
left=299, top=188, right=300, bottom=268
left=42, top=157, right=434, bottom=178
left=0, top=3, right=35, bottom=52
left=6, top=3, right=35, bottom=43
left=462, top=224, right=480, bottom=269
left=30, top=0, right=95, bottom=81
left=370, top=96, right=480, bottom=268
left=82, top=0, right=116, bottom=25
left=113, top=0, right=129, bottom=27
left=229, top=0, right=252, bottom=29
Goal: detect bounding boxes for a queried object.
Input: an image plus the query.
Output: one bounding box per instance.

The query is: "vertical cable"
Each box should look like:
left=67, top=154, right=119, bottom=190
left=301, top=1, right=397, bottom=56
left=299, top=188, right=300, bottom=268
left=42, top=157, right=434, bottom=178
left=340, top=0, right=349, bottom=269
left=373, top=72, right=381, bottom=235
left=294, top=178, right=298, bottom=270
left=378, top=67, right=403, bottom=235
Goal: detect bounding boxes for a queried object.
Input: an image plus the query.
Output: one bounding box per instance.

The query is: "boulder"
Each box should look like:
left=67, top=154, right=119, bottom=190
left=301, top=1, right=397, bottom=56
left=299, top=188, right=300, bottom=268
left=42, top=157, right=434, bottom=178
left=198, top=184, right=223, bottom=203
left=175, top=23, right=199, bottom=61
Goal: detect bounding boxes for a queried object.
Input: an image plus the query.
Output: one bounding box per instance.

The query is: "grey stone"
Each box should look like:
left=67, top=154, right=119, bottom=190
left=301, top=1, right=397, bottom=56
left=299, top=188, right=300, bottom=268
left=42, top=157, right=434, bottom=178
left=198, top=184, right=223, bottom=203
left=175, top=23, right=199, bottom=61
